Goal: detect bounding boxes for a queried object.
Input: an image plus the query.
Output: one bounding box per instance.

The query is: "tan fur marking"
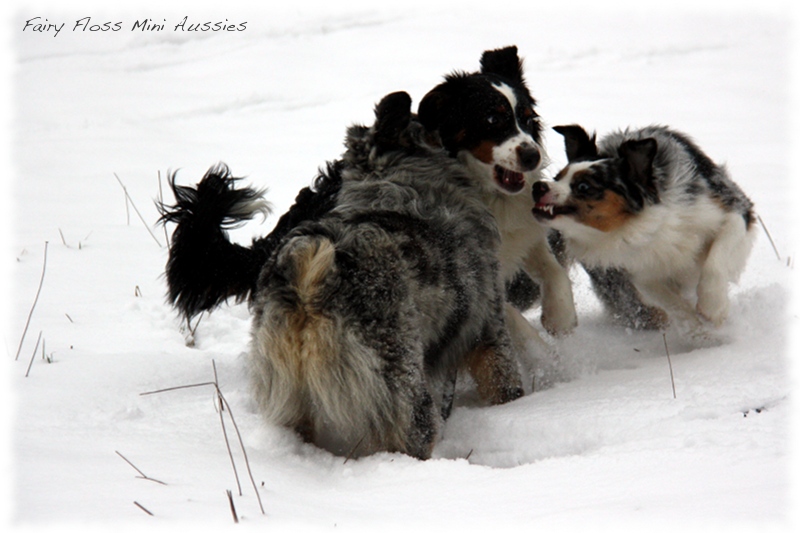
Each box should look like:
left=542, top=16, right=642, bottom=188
left=292, top=238, right=336, bottom=306
left=470, top=140, right=497, bottom=165
left=272, top=238, right=337, bottom=373
left=467, top=346, right=517, bottom=405
left=578, top=190, right=633, bottom=232
left=554, top=167, right=570, bottom=181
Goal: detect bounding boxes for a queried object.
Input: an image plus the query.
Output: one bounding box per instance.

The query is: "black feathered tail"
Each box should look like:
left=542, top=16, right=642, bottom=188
left=158, top=164, right=271, bottom=321
left=158, top=161, right=344, bottom=321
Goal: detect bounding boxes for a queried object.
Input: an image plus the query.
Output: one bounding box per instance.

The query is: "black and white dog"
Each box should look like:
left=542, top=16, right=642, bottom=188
left=418, top=46, right=577, bottom=380
left=160, top=92, right=523, bottom=459
left=533, top=124, right=756, bottom=339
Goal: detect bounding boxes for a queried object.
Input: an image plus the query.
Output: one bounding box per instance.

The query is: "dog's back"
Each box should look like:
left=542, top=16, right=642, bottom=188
left=597, top=126, right=754, bottom=226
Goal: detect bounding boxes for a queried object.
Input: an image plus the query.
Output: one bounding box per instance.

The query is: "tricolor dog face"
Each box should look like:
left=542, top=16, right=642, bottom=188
left=532, top=125, right=659, bottom=234
left=419, top=46, right=544, bottom=195
left=418, top=46, right=579, bottom=362
left=532, top=123, right=756, bottom=339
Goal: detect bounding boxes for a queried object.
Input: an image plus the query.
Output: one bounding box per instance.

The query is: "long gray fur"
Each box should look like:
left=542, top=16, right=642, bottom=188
left=248, top=92, right=523, bottom=459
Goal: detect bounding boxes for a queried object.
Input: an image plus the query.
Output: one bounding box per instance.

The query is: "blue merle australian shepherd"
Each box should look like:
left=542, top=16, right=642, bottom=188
left=533, top=124, right=756, bottom=341
left=159, top=92, right=523, bottom=459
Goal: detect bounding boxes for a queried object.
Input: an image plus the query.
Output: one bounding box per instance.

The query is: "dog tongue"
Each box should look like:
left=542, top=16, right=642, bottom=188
left=497, top=167, right=525, bottom=193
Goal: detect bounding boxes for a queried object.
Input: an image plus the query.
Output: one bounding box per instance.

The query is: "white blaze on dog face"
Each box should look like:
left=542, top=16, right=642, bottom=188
left=545, top=161, right=593, bottom=203
left=463, top=81, right=545, bottom=196
left=490, top=83, right=542, bottom=173
left=534, top=161, right=635, bottom=234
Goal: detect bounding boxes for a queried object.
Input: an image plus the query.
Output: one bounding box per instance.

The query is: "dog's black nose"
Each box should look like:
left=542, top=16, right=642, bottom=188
left=532, top=180, right=549, bottom=202
left=516, top=143, right=541, bottom=171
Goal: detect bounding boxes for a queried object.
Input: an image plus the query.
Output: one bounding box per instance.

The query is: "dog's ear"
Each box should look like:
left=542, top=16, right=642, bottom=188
left=619, top=138, right=659, bottom=203
left=619, top=138, right=657, bottom=182
left=373, top=91, right=412, bottom=153
left=418, top=86, right=449, bottom=132
left=554, top=125, right=598, bottom=163
left=480, top=46, right=523, bottom=83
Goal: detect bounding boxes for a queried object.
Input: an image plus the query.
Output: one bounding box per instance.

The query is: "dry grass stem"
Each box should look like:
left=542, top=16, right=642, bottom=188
left=140, top=369, right=265, bottom=515
left=113, top=172, right=163, bottom=247
left=756, top=214, right=781, bottom=262
left=158, top=170, right=171, bottom=248
left=15, top=241, right=49, bottom=361
left=214, top=360, right=243, bottom=496
left=183, top=313, right=204, bottom=347
left=663, top=333, right=677, bottom=399
left=343, top=435, right=366, bottom=464
left=133, top=501, right=154, bottom=516
left=115, top=450, right=167, bottom=485
left=226, top=490, right=239, bottom=523
left=24, top=331, right=43, bottom=377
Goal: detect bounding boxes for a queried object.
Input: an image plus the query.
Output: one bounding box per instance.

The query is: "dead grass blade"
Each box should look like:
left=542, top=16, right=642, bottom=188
left=140, top=365, right=265, bottom=515
left=115, top=450, right=167, bottom=485
left=113, top=172, right=163, bottom=248
left=15, top=242, right=48, bottom=361
left=663, top=333, right=677, bottom=399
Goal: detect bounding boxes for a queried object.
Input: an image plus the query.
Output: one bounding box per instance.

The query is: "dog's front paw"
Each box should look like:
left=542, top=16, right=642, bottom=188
left=671, top=314, right=723, bottom=348
left=696, top=290, right=729, bottom=327
left=541, top=297, right=578, bottom=337
left=696, top=272, right=731, bottom=327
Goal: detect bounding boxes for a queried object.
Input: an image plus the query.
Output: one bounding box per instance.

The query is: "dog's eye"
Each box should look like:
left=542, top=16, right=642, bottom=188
left=486, top=114, right=501, bottom=126
left=575, top=182, right=592, bottom=195
left=520, top=114, right=535, bottom=130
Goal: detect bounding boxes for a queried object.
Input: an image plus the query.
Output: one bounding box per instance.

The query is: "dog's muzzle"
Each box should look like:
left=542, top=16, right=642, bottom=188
left=532, top=180, right=549, bottom=202
left=517, top=143, right=541, bottom=172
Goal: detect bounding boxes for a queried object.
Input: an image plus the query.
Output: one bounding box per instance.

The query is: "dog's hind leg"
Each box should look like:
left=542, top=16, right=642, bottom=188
left=586, top=266, right=669, bottom=330
left=440, top=366, right=458, bottom=420
left=635, top=277, right=704, bottom=339
left=404, top=385, right=439, bottom=460
left=466, top=314, right=524, bottom=404
left=467, top=344, right=524, bottom=404
left=696, top=213, right=756, bottom=326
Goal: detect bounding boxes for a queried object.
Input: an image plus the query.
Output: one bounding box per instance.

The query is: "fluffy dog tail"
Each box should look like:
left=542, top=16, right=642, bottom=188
left=252, top=234, right=410, bottom=456
left=158, top=164, right=271, bottom=321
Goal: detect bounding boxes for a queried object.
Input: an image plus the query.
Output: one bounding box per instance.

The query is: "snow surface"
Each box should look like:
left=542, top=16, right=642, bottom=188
left=5, top=1, right=798, bottom=531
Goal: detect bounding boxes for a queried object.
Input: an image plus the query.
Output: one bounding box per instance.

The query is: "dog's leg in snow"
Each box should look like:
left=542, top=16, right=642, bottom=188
left=696, top=213, right=756, bottom=326
left=523, top=235, right=577, bottom=336
left=635, top=277, right=705, bottom=339
left=467, top=343, right=524, bottom=405
left=466, top=306, right=524, bottom=404
left=505, top=302, right=556, bottom=393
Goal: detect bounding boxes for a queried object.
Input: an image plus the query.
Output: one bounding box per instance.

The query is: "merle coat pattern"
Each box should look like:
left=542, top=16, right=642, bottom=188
left=161, top=92, right=523, bottom=459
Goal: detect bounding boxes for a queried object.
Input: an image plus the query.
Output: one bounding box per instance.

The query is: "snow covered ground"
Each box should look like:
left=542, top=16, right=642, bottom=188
left=5, top=1, right=797, bottom=530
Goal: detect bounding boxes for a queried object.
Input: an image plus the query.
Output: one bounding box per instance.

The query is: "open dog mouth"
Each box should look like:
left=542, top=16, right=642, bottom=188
left=532, top=202, right=575, bottom=220
left=493, top=165, right=526, bottom=194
